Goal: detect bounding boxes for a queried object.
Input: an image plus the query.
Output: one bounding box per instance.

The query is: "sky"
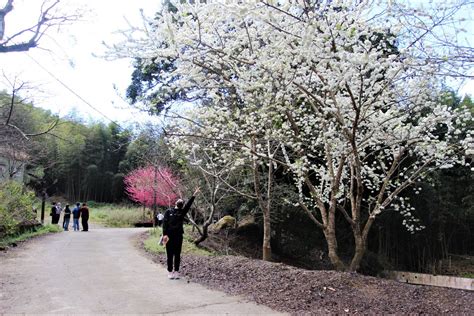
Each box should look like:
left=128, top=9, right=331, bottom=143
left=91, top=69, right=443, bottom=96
left=0, top=0, right=473, bottom=127
left=0, top=0, right=162, bottom=125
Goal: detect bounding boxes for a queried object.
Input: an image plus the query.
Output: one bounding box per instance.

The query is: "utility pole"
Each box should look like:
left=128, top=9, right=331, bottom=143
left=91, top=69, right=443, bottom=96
left=153, top=165, right=158, bottom=228
left=40, top=189, right=47, bottom=224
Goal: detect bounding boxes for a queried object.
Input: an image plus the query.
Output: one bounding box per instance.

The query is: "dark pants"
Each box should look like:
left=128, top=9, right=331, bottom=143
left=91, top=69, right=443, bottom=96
left=82, top=215, right=89, bottom=231
left=52, top=214, right=60, bottom=224
left=166, top=234, right=183, bottom=272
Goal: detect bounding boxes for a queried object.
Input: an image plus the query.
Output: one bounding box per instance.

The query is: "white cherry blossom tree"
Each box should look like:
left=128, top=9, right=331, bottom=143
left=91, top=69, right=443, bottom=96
left=114, top=1, right=473, bottom=271
left=166, top=115, right=282, bottom=260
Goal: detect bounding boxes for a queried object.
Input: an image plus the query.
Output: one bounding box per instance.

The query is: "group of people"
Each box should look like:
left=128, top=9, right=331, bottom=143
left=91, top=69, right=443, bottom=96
left=50, top=202, right=89, bottom=232
left=48, top=187, right=199, bottom=280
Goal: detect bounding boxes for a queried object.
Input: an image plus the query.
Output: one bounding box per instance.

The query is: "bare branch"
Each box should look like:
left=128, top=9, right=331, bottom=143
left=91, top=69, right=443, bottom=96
left=0, top=0, right=79, bottom=53
left=0, top=0, right=13, bottom=40
left=298, top=200, right=324, bottom=228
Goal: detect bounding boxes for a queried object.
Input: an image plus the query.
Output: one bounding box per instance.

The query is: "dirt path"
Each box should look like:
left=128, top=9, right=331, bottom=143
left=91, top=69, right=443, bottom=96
left=0, top=228, right=281, bottom=314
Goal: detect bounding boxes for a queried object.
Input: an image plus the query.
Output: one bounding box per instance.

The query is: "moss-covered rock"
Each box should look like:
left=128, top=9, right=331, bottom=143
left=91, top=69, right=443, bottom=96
left=237, top=215, right=255, bottom=228
left=210, top=215, right=236, bottom=232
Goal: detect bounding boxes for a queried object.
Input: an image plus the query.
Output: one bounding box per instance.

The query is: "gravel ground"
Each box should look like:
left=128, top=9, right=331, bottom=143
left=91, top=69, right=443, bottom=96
left=146, top=251, right=473, bottom=315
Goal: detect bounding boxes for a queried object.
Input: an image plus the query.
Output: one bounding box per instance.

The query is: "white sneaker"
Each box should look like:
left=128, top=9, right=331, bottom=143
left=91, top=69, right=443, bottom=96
left=173, top=271, right=180, bottom=279
left=168, top=272, right=174, bottom=279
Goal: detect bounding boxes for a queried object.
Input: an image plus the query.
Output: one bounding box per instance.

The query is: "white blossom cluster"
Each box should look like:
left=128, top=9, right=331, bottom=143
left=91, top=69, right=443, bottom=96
left=114, top=0, right=472, bottom=233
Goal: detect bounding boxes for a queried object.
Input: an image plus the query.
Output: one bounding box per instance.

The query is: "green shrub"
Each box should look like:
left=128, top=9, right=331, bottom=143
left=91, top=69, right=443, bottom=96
left=0, top=181, right=36, bottom=237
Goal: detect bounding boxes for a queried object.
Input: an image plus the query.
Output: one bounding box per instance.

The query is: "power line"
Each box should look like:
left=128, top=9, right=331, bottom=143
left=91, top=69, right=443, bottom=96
left=25, top=53, right=171, bottom=160
left=26, top=53, right=123, bottom=129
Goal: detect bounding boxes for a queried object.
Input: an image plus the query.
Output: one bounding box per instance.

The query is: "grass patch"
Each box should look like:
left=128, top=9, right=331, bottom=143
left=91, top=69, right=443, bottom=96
left=460, top=273, right=474, bottom=279
left=144, top=225, right=214, bottom=256
left=0, top=224, right=62, bottom=249
left=89, top=204, right=144, bottom=227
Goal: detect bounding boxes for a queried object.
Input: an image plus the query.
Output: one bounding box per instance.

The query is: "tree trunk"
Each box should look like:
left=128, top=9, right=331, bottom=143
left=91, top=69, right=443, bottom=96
left=349, top=235, right=366, bottom=271
left=262, top=205, right=272, bottom=261
left=194, top=222, right=210, bottom=245
left=251, top=137, right=273, bottom=261
left=192, top=201, right=217, bottom=245
left=349, top=216, right=375, bottom=271
left=324, top=224, right=346, bottom=271
left=40, top=189, right=46, bottom=224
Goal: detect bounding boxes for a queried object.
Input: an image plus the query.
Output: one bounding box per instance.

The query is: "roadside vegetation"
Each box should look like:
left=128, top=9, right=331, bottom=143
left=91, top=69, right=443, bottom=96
left=0, top=181, right=37, bottom=238
left=144, top=225, right=214, bottom=257
left=0, top=224, right=62, bottom=250
left=88, top=204, right=143, bottom=227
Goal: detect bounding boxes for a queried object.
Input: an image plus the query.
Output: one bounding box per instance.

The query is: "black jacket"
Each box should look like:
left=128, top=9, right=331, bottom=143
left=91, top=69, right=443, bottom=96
left=63, top=207, right=71, bottom=218
left=163, top=196, right=195, bottom=236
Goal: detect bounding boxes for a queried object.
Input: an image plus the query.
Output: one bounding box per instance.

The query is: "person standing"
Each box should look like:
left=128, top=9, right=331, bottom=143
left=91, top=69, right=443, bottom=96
left=72, top=202, right=81, bottom=231
left=55, top=202, right=62, bottom=225
left=157, top=211, right=164, bottom=227
left=80, top=203, right=89, bottom=232
left=162, top=187, right=200, bottom=279
left=50, top=202, right=59, bottom=224
left=62, top=204, right=71, bottom=231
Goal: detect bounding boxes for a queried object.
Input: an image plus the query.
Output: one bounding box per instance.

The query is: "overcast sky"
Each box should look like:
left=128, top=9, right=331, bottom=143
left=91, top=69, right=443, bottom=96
left=0, top=0, right=473, bottom=126
left=0, top=0, right=161, bottom=125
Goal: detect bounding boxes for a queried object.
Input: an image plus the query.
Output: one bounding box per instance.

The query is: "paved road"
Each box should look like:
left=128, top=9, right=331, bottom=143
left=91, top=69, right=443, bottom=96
left=0, top=228, right=281, bottom=314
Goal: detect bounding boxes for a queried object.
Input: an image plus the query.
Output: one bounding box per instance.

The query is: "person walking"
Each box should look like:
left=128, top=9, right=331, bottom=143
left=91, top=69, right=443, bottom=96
left=80, top=203, right=89, bottom=232
left=72, top=202, right=81, bottom=231
left=62, top=204, right=71, bottom=231
left=162, top=187, right=200, bottom=280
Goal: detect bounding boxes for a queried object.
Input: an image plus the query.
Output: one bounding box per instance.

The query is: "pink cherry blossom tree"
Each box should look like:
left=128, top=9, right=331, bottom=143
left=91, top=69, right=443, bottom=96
left=124, top=165, right=181, bottom=210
